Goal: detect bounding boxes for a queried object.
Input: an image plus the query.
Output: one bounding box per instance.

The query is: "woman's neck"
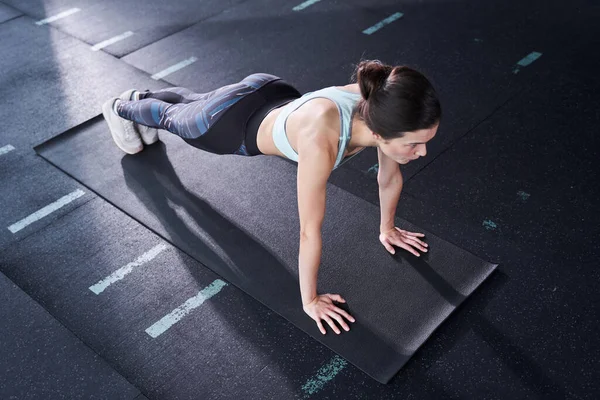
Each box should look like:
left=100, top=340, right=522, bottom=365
left=349, top=111, right=378, bottom=149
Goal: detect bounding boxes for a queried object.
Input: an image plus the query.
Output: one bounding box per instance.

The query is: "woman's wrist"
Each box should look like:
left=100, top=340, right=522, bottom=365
left=380, top=224, right=395, bottom=233
left=302, top=294, right=317, bottom=307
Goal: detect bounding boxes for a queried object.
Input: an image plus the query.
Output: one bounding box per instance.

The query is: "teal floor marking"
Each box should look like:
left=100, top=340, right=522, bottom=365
left=363, top=12, right=404, bottom=35
left=513, top=51, right=542, bottom=74
left=292, top=0, right=321, bottom=11
left=517, top=190, right=530, bottom=201
left=145, top=279, right=227, bottom=338
left=301, top=355, right=347, bottom=398
left=367, top=163, right=379, bottom=175
left=483, top=220, right=497, bottom=230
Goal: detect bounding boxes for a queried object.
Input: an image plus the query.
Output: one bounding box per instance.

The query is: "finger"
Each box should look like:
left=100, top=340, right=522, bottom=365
left=332, top=306, right=355, bottom=323
left=397, top=242, right=420, bottom=257
left=405, top=235, right=429, bottom=250
left=395, top=227, right=426, bottom=238
left=322, top=315, right=341, bottom=335
left=325, top=293, right=346, bottom=303
left=402, top=237, right=428, bottom=252
left=405, top=231, right=426, bottom=238
left=316, top=319, right=326, bottom=335
left=327, top=311, right=350, bottom=332
left=382, top=241, right=396, bottom=254
left=413, top=237, right=429, bottom=248
left=404, top=234, right=428, bottom=247
left=391, top=233, right=426, bottom=252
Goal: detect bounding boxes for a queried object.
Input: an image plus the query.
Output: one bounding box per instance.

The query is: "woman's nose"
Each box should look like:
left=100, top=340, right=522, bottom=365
left=416, top=144, right=427, bottom=157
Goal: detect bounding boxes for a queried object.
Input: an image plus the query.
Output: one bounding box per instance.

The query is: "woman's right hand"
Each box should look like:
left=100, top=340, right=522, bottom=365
left=303, top=294, right=356, bottom=335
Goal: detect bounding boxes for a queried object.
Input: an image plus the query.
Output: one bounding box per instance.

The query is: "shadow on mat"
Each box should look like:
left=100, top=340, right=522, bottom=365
left=120, top=141, right=300, bottom=297
left=395, top=251, right=466, bottom=307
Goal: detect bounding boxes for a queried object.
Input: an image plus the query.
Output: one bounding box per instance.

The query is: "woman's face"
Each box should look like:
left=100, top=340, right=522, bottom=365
left=376, top=124, right=438, bottom=164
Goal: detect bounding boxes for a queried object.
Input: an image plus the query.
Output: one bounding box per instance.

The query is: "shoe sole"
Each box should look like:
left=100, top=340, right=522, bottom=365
left=138, top=125, right=159, bottom=146
left=119, top=89, right=159, bottom=145
left=102, top=98, right=143, bottom=155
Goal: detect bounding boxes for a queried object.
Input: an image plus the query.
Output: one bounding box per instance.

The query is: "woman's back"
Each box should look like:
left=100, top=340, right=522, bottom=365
left=255, top=84, right=365, bottom=166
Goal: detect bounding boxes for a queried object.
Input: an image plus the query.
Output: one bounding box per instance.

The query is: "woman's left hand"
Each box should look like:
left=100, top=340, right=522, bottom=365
left=379, top=227, right=428, bottom=257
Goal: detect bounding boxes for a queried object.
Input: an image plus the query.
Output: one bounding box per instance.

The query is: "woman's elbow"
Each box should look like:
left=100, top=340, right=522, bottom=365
left=378, top=173, right=402, bottom=187
left=300, top=228, right=322, bottom=241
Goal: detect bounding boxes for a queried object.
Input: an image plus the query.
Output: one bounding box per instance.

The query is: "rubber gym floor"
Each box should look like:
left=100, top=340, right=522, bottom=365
left=0, top=0, right=598, bottom=399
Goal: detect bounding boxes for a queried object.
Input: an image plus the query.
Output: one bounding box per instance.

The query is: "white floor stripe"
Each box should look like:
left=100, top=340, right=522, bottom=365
left=151, top=57, right=198, bottom=80
left=8, top=189, right=85, bottom=234
left=35, top=8, right=81, bottom=26
left=293, top=0, right=322, bottom=11
left=146, top=279, right=227, bottom=338
left=0, top=145, right=15, bottom=156
left=89, top=243, right=169, bottom=295
left=91, top=31, right=134, bottom=51
left=363, top=12, right=404, bottom=35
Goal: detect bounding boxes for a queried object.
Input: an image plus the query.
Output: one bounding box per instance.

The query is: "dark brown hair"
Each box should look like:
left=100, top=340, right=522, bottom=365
left=351, top=59, right=441, bottom=140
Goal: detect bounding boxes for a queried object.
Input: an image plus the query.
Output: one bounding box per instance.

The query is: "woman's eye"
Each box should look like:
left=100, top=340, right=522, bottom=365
left=410, top=143, right=417, bottom=148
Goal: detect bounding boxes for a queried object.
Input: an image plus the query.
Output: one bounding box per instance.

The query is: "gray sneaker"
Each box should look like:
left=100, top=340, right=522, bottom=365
left=102, top=97, right=143, bottom=154
left=119, top=89, right=159, bottom=146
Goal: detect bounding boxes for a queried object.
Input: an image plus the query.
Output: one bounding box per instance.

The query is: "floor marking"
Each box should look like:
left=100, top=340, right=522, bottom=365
left=0, top=145, right=15, bottom=156
left=483, top=220, right=497, bottom=230
left=293, top=0, right=322, bottom=11
left=367, top=163, right=379, bottom=175
left=513, top=51, right=542, bottom=74
left=145, top=279, right=227, bottom=338
left=301, top=355, right=347, bottom=398
left=363, top=12, right=404, bottom=35
left=35, top=8, right=80, bottom=26
left=517, top=191, right=530, bottom=201
left=91, top=31, right=134, bottom=51
left=8, top=189, right=85, bottom=234
left=151, top=57, right=198, bottom=80
left=89, top=243, right=169, bottom=294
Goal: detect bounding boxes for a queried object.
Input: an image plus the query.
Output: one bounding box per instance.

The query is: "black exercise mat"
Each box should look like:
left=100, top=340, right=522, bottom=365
left=35, top=119, right=497, bottom=383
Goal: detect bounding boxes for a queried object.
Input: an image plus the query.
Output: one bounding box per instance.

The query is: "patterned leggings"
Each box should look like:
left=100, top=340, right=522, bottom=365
left=116, top=73, right=302, bottom=156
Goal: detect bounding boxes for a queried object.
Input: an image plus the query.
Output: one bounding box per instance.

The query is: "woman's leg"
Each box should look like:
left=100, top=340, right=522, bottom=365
left=116, top=98, right=174, bottom=130
left=136, top=74, right=279, bottom=104
left=115, top=73, right=297, bottom=155
left=116, top=81, right=266, bottom=143
left=137, top=87, right=206, bottom=104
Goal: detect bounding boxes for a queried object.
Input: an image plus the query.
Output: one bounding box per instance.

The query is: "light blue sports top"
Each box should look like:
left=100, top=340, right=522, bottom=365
left=272, top=87, right=365, bottom=170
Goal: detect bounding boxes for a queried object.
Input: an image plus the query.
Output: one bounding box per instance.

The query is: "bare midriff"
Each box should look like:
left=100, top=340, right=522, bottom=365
left=255, top=84, right=364, bottom=159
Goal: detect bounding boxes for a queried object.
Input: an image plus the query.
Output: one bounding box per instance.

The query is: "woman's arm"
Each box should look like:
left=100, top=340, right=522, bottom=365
left=376, top=147, right=402, bottom=232
left=378, top=179, right=403, bottom=232
left=376, top=148, right=429, bottom=257
left=296, top=131, right=336, bottom=305
left=296, top=124, right=355, bottom=334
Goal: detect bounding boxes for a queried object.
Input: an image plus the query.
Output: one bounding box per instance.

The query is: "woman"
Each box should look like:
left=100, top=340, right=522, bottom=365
left=102, top=59, right=441, bottom=335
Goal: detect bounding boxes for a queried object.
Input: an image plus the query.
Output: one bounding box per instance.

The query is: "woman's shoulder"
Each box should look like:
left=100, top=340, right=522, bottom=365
left=301, top=99, right=340, bottom=134
left=332, top=83, right=360, bottom=95
left=296, top=83, right=360, bottom=140
left=308, top=85, right=360, bottom=128
left=306, top=84, right=360, bottom=118
left=305, top=83, right=360, bottom=99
